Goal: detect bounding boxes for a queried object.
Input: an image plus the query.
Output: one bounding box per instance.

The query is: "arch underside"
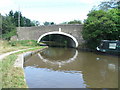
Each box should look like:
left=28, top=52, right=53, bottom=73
left=37, top=31, right=78, bottom=48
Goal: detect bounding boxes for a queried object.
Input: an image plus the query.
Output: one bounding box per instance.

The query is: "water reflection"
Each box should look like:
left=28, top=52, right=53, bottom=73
left=24, top=47, right=118, bottom=88
left=37, top=48, right=78, bottom=68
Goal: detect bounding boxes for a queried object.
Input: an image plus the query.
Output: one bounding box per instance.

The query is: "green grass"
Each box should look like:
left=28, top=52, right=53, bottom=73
left=0, top=40, right=46, bottom=88
left=1, top=46, right=46, bottom=88
left=0, top=40, right=40, bottom=54
left=1, top=54, right=23, bottom=88
left=9, top=40, right=39, bottom=47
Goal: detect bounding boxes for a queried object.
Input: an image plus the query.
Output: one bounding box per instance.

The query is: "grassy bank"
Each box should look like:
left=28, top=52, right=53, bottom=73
left=1, top=46, right=46, bottom=88
left=0, top=40, right=46, bottom=88
left=0, top=40, right=39, bottom=54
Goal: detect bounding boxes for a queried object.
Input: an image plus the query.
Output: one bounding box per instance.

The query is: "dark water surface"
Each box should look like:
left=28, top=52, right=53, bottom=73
left=24, top=47, right=118, bottom=88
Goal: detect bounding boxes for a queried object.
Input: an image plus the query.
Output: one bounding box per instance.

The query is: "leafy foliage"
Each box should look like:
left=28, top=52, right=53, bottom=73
left=93, top=0, right=119, bottom=11
left=82, top=9, right=119, bottom=49
left=44, top=21, right=55, bottom=26
left=60, top=20, right=82, bottom=25
left=0, top=10, right=40, bottom=40
left=2, top=15, right=16, bottom=40
left=10, top=10, right=39, bottom=27
left=68, top=20, right=82, bottom=24
left=82, top=0, right=120, bottom=49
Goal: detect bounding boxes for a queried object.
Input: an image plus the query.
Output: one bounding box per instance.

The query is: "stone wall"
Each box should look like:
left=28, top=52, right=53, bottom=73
left=17, top=24, right=84, bottom=45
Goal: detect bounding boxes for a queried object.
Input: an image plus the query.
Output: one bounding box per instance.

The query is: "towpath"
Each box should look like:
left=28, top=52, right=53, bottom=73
left=0, top=48, right=33, bottom=61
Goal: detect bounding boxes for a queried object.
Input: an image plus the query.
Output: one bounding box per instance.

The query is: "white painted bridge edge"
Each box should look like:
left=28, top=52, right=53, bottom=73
left=37, top=31, right=79, bottom=48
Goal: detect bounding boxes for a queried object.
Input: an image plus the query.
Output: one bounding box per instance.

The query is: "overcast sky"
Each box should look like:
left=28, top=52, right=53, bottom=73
left=0, top=0, right=105, bottom=24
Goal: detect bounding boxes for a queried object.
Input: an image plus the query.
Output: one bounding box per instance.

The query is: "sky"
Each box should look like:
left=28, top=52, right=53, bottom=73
left=0, top=0, right=105, bottom=24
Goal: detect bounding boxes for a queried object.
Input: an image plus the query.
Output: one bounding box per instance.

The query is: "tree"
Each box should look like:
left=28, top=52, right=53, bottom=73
left=93, top=0, right=119, bottom=11
left=51, top=22, right=55, bottom=25
left=44, top=21, right=49, bottom=26
left=8, top=10, right=15, bottom=24
left=82, top=9, right=119, bottom=49
left=0, top=10, right=39, bottom=40
left=9, top=10, right=36, bottom=27
left=2, top=15, right=16, bottom=40
left=8, top=10, right=14, bottom=17
left=34, top=21, right=40, bottom=26
left=25, top=18, right=31, bottom=27
left=44, top=21, right=55, bottom=26
left=14, top=11, right=21, bottom=27
left=108, top=8, right=120, bottom=39
left=60, top=22, right=68, bottom=24
left=68, top=20, right=82, bottom=24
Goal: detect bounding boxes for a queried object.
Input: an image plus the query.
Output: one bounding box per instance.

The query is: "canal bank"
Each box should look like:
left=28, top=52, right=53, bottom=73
left=1, top=46, right=47, bottom=88
left=14, top=46, right=48, bottom=68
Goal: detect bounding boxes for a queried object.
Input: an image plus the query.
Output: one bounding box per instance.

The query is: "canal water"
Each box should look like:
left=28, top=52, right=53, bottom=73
left=24, top=47, right=118, bottom=88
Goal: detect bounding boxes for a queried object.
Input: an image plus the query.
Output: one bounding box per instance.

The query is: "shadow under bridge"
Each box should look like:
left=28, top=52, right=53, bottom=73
left=37, top=31, right=78, bottom=48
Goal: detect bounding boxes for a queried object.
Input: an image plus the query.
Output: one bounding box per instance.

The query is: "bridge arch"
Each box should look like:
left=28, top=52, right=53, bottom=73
left=37, top=31, right=78, bottom=48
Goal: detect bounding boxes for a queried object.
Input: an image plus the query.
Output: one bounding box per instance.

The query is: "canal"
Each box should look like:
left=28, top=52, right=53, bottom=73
left=24, top=47, right=118, bottom=88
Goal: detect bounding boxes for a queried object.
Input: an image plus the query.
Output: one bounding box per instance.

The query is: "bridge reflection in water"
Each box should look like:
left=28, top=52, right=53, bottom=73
left=37, top=48, right=78, bottom=68
left=24, top=47, right=118, bottom=88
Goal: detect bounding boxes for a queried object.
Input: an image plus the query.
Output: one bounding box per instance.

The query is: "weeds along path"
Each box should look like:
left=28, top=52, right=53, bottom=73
left=0, top=48, right=33, bottom=61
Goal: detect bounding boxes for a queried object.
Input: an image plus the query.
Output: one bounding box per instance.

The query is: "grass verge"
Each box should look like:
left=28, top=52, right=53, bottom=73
left=0, top=40, right=40, bottom=54
left=1, top=46, right=46, bottom=88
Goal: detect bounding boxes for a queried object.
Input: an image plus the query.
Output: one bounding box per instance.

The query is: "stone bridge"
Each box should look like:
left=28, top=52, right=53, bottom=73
left=16, top=24, right=84, bottom=48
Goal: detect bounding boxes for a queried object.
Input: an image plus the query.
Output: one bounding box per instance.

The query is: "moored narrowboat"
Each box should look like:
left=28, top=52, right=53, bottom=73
left=96, top=40, right=120, bottom=54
